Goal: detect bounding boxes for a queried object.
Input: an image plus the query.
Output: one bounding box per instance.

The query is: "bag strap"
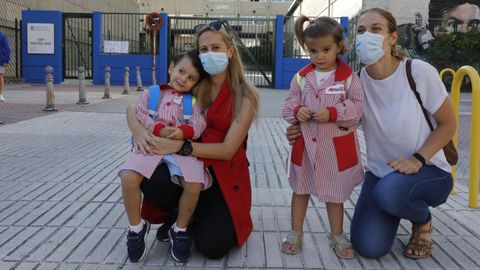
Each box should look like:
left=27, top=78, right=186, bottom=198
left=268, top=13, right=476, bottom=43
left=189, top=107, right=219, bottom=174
left=182, top=93, right=196, bottom=121
left=148, top=85, right=161, bottom=120
left=406, top=59, right=435, bottom=131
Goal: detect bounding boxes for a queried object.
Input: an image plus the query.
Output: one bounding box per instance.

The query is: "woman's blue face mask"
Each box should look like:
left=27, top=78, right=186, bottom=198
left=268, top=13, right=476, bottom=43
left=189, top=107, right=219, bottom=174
left=199, top=52, right=229, bottom=76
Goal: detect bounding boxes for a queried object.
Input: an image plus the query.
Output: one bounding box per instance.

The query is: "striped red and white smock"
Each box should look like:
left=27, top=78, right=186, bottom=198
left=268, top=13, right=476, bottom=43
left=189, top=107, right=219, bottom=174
left=119, top=84, right=211, bottom=189
left=282, top=61, right=364, bottom=203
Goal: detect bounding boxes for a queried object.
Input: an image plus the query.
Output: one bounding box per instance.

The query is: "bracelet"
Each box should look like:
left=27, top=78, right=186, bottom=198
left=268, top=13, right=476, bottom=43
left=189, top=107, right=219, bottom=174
left=413, top=152, right=426, bottom=166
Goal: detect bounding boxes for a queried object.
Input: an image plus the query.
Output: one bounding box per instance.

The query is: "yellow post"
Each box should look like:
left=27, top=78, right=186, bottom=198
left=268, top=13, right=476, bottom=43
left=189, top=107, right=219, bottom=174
left=441, top=68, right=458, bottom=194
left=451, top=66, right=480, bottom=208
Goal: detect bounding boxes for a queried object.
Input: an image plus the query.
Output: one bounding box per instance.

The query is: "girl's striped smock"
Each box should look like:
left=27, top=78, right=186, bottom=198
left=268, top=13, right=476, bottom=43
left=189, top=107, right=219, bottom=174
left=282, top=60, right=364, bottom=202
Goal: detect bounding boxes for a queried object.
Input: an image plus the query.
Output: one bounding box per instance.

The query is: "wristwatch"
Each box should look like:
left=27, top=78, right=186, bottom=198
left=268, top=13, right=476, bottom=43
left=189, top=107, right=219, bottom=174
left=177, top=140, right=193, bottom=156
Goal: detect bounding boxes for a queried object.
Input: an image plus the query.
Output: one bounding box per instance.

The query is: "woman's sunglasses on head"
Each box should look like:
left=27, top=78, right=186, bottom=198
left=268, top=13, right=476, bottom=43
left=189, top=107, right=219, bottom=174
left=194, top=20, right=224, bottom=34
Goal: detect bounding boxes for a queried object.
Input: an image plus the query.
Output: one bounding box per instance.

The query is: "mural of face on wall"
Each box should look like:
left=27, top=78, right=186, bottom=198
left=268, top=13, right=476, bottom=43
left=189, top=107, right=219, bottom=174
left=428, top=0, right=480, bottom=36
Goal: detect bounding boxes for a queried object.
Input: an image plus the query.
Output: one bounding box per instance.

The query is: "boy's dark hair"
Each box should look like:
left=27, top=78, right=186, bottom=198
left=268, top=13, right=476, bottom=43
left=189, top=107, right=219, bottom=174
left=294, top=15, right=346, bottom=56
left=172, top=49, right=209, bottom=79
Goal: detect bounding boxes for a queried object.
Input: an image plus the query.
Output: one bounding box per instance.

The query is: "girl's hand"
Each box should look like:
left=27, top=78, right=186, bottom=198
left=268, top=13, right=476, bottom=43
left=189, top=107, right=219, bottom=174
left=296, top=107, right=312, bottom=122
left=388, top=156, right=423, bottom=174
left=150, top=137, right=183, bottom=155
left=313, top=109, right=330, bottom=123
left=132, top=128, right=157, bottom=155
left=167, top=128, right=184, bottom=140
left=286, top=124, right=302, bottom=145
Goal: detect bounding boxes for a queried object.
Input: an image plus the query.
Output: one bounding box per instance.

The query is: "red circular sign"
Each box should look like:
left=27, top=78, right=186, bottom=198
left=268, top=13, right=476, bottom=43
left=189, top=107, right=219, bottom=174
left=146, top=12, right=162, bottom=31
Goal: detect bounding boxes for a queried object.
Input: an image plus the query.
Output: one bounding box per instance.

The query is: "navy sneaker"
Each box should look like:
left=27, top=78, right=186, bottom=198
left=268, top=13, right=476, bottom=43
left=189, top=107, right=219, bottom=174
left=168, top=227, right=193, bottom=263
left=156, top=213, right=177, bottom=242
left=126, top=221, right=151, bottom=263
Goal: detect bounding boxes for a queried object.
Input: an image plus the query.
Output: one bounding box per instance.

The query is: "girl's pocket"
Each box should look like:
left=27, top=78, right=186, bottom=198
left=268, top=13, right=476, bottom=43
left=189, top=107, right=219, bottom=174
left=332, top=132, right=358, bottom=172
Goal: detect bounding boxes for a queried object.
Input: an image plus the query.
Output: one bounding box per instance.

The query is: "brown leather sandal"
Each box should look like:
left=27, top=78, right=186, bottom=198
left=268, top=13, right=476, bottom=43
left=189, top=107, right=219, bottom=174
left=404, top=219, right=433, bottom=259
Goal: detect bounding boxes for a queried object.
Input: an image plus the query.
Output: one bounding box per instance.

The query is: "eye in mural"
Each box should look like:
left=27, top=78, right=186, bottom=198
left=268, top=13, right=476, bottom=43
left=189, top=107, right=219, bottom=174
left=401, top=0, right=480, bottom=57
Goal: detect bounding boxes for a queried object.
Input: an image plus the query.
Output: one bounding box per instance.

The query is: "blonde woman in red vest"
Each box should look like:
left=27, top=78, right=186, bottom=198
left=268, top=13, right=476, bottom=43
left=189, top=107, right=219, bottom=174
left=126, top=20, right=259, bottom=262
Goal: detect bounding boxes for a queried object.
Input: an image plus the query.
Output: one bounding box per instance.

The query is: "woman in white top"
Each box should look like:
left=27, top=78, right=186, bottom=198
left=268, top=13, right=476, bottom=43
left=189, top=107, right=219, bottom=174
left=286, top=8, right=456, bottom=259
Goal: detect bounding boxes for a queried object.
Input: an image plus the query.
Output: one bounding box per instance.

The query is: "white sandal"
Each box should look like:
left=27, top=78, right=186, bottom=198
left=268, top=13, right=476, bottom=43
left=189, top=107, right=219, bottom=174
left=281, top=230, right=303, bottom=255
left=328, top=233, right=355, bottom=259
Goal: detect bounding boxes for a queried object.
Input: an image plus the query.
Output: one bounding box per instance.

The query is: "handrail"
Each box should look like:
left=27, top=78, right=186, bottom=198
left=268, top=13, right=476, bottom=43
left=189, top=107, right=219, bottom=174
left=440, top=68, right=458, bottom=194
left=450, top=66, right=480, bottom=208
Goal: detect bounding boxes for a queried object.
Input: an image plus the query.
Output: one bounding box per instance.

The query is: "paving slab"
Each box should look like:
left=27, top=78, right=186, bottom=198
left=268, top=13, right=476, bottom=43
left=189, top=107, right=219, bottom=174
left=0, top=85, right=479, bottom=269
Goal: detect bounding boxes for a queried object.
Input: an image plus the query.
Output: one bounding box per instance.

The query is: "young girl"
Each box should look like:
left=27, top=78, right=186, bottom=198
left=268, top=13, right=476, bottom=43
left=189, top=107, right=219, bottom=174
left=118, top=49, right=209, bottom=263
left=281, top=16, right=364, bottom=259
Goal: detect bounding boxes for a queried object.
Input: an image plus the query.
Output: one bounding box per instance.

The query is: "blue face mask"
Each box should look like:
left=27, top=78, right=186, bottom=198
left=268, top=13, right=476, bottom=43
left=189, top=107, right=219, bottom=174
left=199, top=52, right=228, bottom=75
left=355, top=31, right=386, bottom=65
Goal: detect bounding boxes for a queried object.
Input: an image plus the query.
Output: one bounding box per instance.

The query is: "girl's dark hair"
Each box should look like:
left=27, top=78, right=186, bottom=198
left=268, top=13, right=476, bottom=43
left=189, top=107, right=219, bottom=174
left=294, top=15, right=346, bottom=56
left=172, top=49, right=209, bottom=79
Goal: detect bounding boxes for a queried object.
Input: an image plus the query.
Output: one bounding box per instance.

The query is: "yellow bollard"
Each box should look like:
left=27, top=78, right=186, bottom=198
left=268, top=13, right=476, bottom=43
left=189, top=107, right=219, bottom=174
left=451, top=66, right=480, bottom=208
left=440, top=68, right=458, bottom=194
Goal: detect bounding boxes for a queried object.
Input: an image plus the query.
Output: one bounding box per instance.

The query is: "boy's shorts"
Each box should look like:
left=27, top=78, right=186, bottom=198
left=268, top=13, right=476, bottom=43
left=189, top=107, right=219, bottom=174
left=0, top=66, right=4, bottom=74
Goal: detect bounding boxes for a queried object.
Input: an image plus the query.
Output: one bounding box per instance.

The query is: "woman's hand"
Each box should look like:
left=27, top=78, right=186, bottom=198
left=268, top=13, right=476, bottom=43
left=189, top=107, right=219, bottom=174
left=150, top=137, right=183, bottom=155
left=286, top=124, right=302, bottom=145
left=127, top=103, right=157, bottom=155
left=313, top=109, right=330, bottom=123
left=388, top=156, right=423, bottom=174
left=132, top=127, right=157, bottom=155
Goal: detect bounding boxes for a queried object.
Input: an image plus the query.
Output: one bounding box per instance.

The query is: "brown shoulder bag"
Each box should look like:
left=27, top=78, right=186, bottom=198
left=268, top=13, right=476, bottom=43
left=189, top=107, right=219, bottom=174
left=405, top=59, right=458, bottom=165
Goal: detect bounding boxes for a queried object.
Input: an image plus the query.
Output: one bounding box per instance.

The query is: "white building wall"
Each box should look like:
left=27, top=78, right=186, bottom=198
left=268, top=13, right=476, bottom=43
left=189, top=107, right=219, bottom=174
left=0, top=0, right=140, bottom=23
left=294, top=0, right=362, bottom=19
left=293, top=0, right=430, bottom=24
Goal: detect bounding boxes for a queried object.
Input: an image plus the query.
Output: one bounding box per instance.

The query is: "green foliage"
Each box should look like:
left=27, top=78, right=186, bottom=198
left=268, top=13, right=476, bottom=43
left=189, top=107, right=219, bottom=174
left=425, top=31, right=480, bottom=65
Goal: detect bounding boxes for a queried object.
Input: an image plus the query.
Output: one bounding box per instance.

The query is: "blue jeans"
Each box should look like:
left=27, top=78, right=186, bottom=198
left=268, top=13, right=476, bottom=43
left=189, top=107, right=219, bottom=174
left=350, top=165, right=453, bottom=258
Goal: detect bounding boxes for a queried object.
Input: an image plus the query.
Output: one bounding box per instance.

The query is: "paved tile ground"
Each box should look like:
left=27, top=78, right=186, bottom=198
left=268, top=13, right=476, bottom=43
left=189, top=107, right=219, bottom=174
left=0, top=84, right=479, bottom=269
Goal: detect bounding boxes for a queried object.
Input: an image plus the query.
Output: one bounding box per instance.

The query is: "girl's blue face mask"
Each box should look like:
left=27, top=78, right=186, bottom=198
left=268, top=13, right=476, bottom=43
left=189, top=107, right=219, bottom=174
left=199, top=52, right=229, bottom=76
left=355, top=31, right=387, bottom=65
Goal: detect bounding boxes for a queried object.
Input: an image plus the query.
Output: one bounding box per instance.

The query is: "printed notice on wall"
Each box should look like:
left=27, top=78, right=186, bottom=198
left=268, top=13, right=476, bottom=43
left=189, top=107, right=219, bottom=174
left=27, top=23, right=54, bottom=54
left=103, top=41, right=129, bottom=54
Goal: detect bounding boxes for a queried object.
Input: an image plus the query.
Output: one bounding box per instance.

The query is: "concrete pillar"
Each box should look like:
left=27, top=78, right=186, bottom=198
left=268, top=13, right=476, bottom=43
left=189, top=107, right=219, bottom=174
left=77, top=66, right=89, bottom=104
left=103, top=66, right=111, bottom=99
left=136, top=66, right=143, bottom=91
left=123, top=66, right=130, bottom=94
left=43, top=66, right=57, bottom=111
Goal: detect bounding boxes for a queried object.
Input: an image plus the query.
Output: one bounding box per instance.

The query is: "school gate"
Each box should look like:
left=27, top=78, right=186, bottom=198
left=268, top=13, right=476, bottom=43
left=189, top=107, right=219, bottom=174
left=63, top=13, right=93, bottom=79
left=168, top=16, right=275, bottom=88
left=21, top=10, right=348, bottom=88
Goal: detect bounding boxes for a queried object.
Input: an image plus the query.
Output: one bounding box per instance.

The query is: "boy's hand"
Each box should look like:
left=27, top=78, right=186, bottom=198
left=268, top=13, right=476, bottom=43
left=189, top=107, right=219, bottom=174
left=296, top=107, right=312, bottom=122
left=313, top=109, right=330, bottom=123
left=167, top=128, right=184, bottom=140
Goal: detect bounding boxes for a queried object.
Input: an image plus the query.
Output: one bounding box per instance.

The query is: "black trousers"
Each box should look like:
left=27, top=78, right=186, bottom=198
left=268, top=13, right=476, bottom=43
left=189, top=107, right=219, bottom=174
left=140, top=163, right=237, bottom=259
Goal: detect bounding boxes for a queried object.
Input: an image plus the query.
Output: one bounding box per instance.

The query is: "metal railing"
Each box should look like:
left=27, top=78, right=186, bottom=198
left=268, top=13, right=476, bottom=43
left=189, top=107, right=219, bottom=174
left=442, top=66, right=480, bottom=208
left=64, top=13, right=93, bottom=79
left=102, top=13, right=156, bottom=55
left=168, top=16, right=275, bottom=87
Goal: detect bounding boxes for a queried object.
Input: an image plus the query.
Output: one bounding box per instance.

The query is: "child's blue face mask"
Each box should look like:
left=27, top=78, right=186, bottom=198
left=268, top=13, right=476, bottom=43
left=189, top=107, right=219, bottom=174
left=199, top=52, right=228, bottom=75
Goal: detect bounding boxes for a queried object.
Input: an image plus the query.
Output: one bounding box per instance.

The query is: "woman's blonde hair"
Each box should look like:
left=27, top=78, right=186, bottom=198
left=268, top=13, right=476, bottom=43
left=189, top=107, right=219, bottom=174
left=195, top=26, right=259, bottom=119
left=360, top=8, right=405, bottom=60
left=294, top=15, right=346, bottom=56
